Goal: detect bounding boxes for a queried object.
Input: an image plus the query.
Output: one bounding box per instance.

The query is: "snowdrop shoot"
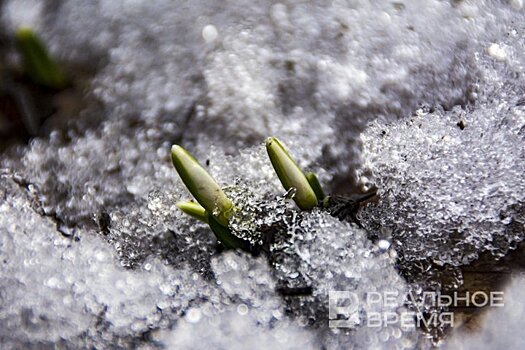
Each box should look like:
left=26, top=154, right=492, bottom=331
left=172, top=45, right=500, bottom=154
left=266, top=137, right=326, bottom=210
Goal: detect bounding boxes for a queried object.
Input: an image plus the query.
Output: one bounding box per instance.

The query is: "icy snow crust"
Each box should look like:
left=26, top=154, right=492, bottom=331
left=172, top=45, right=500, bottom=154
left=359, top=18, right=525, bottom=268
left=1, top=172, right=415, bottom=349
left=0, top=0, right=524, bottom=349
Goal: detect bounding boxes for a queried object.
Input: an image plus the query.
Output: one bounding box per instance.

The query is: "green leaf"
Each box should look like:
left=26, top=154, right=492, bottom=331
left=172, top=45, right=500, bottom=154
left=265, top=137, right=318, bottom=210
left=171, top=145, right=233, bottom=227
left=15, top=27, right=68, bottom=89
left=207, top=213, right=250, bottom=250
left=305, top=172, right=326, bottom=202
left=176, top=201, right=208, bottom=223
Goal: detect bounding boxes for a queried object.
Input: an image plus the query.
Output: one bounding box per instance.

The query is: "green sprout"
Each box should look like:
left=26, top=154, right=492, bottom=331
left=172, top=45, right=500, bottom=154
left=172, top=138, right=371, bottom=251
left=266, top=137, right=326, bottom=210
left=15, top=27, right=68, bottom=89
left=171, top=145, right=247, bottom=250
left=171, top=145, right=233, bottom=227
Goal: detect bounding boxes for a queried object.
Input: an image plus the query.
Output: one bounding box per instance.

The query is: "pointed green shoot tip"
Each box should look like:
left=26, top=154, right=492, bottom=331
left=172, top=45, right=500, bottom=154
left=305, top=172, right=326, bottom=202
left=176, top=201, right=208, bottom=223
left=171, top=145, right=233, bottom=227
left=265, top=137, right=318, bottom=210
left=15, top=27, right=68, bottom=89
